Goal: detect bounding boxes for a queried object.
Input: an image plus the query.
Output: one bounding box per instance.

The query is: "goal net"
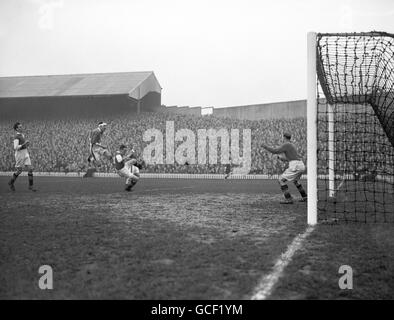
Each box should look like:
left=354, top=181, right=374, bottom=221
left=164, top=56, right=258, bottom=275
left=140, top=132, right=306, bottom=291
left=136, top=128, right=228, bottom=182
left=308, top=32, right=394, bottom=224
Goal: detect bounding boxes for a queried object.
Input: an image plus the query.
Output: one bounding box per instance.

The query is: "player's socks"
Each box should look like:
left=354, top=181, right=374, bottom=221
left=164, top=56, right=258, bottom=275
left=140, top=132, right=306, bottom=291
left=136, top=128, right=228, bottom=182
left=280, top=185, right=292, bottom=198
left=294, top=182, right=307, bottom=199
left=9, top=172, right=20, bottom=184
left=8, top=171, right=21, bottom=191
left=8, top=179, right=15, bottom=191
left=28, top=172, right=37, bottom=191
left=28, top=171, right=33, bottom=186
left=125, top=180, right=137, bottom=192
left=280, top=185, right=293, bottom=203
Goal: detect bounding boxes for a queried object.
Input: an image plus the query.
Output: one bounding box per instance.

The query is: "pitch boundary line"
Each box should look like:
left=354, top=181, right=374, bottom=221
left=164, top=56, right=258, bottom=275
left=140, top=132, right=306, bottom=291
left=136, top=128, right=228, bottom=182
left=250, top=225, right=315, bottom=300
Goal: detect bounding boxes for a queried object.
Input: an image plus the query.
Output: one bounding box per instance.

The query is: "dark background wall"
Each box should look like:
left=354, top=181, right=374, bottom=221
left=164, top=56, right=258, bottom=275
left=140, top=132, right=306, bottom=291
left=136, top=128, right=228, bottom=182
left=141, top=92, right=161, bottom=112
left=213, top=100, right=307, bottom=120
left=0, top=91, right=161, bottom=119
left=158, top=105, right=202, bottom=116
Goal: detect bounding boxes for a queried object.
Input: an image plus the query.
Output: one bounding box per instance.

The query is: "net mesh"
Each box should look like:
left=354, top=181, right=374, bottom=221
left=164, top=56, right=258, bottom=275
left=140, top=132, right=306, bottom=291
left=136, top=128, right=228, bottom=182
left=316, top=32, right=394, bottom=223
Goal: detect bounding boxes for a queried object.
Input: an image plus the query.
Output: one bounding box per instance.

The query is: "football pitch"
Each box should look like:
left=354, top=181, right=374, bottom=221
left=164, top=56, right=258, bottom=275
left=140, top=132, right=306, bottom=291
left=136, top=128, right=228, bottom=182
left=1, top=177, right=393, bottom=299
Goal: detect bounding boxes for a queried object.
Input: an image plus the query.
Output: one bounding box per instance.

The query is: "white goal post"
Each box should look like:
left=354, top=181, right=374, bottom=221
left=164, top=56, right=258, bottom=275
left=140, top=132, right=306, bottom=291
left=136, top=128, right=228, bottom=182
left=307, top=32, right=318, bottom=225
left=307, top=32, right=341, bottom=225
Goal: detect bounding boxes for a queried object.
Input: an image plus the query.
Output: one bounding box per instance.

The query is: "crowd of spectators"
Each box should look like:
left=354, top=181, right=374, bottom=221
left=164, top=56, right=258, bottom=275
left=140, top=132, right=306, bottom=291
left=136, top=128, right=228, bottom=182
left=7, top=111, right=391, bottom=176
left=316, top=112, right=394, bottom=176
left=0, top=112, right=309, bottom=175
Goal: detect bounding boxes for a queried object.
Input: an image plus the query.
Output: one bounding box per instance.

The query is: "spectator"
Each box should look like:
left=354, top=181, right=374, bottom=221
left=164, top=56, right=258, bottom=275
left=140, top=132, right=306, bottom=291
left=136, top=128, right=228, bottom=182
left=1, top=112, right=388, bottom=176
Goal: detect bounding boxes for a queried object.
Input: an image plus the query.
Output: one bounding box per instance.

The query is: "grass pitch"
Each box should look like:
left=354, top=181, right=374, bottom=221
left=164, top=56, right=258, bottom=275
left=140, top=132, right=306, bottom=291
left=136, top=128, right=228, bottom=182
left=0, top=177, right=393, bottom=299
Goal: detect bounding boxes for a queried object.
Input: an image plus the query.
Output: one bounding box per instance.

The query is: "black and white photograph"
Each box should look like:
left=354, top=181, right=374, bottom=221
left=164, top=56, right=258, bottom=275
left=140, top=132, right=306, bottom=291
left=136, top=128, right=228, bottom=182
left=0, top=0, right=393, bottom=308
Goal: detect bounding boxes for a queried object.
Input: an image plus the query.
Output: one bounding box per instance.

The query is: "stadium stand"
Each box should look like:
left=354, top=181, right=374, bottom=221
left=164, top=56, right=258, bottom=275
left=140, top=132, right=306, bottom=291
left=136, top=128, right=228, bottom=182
left=0, top=113, right=307, bottom=174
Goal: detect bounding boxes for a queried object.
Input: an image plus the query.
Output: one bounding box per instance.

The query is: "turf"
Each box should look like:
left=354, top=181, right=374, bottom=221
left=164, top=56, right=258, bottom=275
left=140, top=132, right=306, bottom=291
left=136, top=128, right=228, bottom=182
left=0, top=176, right=393, bottom=299
left=270, top=223, right=394, bottom=299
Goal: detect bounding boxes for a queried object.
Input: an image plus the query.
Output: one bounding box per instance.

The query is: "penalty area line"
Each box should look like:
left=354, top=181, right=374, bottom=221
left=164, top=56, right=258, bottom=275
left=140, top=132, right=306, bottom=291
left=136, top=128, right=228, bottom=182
left=250, top=225, right=315, bottom=300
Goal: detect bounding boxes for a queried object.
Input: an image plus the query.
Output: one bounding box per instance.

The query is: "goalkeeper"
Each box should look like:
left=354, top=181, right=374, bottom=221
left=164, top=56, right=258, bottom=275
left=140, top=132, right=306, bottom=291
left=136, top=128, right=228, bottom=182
left=261, top=133, right=307, bottom=204
left=114, top=144, right=143, bottom=192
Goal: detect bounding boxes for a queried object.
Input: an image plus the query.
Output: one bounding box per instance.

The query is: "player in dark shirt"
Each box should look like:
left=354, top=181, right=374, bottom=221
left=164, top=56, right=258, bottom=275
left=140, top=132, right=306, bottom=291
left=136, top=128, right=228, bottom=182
left=84, top=122, right=113, bottom=178
left=261, top=133, right=307, bottom=204
left=8, top=122, right=37, bottom=192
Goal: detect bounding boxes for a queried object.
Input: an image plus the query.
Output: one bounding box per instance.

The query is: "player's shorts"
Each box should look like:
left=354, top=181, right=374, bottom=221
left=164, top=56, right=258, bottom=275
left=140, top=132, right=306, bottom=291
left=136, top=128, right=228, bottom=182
left=130, top=164, right=140, bottom=177
left=15, top=149, right=31, bottom=168
left=117, top=162, right=140, bottom=182
left=91, top=145, right=110, bottom=162
left=281, top=160, right=305, bottom=182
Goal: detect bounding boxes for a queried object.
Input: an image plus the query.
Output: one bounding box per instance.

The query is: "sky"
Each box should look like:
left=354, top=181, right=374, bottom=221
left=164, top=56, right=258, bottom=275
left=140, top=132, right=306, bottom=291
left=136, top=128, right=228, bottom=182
left=0, top=0, right=393, bottom=108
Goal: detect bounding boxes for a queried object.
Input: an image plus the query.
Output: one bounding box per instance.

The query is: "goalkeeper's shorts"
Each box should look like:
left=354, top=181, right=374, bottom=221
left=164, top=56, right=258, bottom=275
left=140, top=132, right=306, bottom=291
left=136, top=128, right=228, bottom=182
left=281, top=160, right=305, bottom=182
left=15, top=149, right=32, bottom=168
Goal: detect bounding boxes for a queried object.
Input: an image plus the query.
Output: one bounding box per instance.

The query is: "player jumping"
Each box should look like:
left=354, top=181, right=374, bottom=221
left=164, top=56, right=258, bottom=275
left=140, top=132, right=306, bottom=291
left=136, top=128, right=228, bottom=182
left=261, top=133, right=307, bottom=204
left=114, top=144, right=141, bottom=192
left=8, top=122, right=37, bottom=192
left=84, top=121, right=113, bottom=178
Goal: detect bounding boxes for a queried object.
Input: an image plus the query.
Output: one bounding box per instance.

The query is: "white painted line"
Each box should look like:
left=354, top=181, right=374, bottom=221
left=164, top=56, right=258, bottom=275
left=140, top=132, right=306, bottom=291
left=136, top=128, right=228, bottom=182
left=250, top=225, right=315, bottom=300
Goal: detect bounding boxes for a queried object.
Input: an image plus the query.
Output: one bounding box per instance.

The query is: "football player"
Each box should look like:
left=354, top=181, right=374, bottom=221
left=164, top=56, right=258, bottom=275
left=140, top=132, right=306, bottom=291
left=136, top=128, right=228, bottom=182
left=84, top=122, right=113, bottom=177
left=114, top=144, right=141, bottom=192
left=8, top=122, right=37, bottom=192
left=261, top=133, right=307, bottom=204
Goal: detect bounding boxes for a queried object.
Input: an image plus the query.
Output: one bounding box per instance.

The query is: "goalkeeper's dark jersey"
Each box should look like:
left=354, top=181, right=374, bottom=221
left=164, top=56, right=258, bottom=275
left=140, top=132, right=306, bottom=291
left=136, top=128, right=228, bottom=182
left=271, top=143, right=301, bottom=161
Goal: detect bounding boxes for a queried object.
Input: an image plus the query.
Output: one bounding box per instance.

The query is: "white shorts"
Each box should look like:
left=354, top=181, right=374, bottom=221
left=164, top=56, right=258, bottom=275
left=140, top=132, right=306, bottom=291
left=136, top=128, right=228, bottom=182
left=281, top=160, right=305, bottom=182
left=15, top=149, right=31, bottom=168
left=117, top=162, right=140, bottom=182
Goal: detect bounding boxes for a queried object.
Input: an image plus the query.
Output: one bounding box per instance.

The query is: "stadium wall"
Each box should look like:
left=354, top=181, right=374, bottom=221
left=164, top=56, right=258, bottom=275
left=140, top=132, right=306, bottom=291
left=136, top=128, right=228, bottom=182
left=152, top=99, right=331, bottom=119
left=140, top=91, right=161, bottom=112
left=0, top=91, right=161, bottom=119
left=158, top=105, right=202, bottom=116
left=213, top=100, right=307, bottom=120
